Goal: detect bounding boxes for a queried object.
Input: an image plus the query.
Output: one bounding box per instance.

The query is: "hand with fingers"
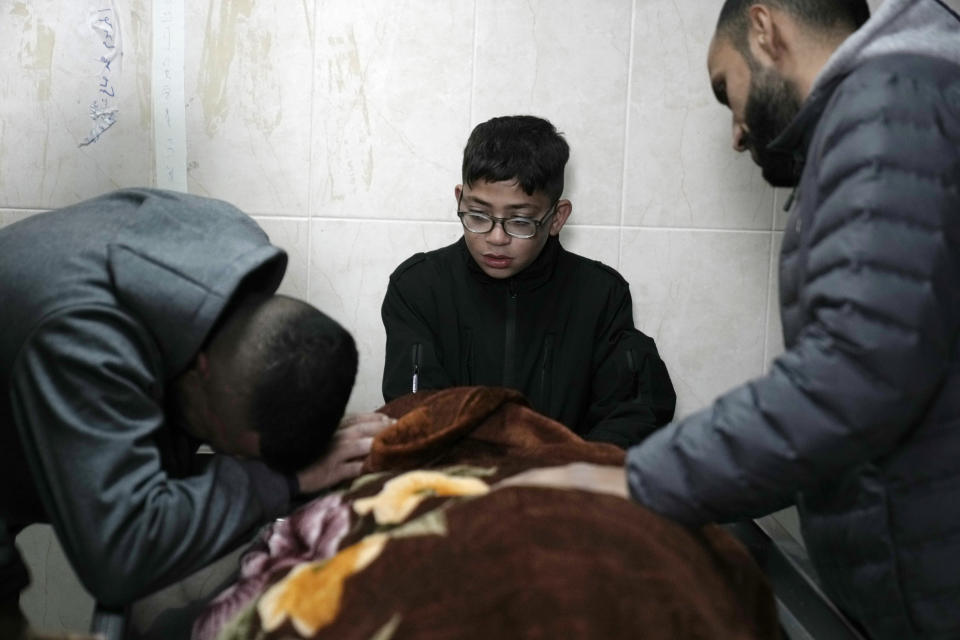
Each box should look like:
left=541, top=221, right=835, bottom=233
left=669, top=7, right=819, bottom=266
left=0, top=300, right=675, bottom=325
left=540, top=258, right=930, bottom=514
left=295, top=412, right=396, bottom=494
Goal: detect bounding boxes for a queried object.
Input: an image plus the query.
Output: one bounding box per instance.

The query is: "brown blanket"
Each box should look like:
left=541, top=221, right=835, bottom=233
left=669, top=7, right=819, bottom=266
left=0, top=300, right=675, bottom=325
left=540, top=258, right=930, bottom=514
left=200, top=387, right=779, bottom=640
left=368, top=386, right=626, bottom=470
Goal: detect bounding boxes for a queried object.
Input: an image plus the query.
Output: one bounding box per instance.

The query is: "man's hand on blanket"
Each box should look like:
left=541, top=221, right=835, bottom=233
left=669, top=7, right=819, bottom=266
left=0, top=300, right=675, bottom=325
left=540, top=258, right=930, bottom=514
left=296, top=412, right=396, bottom=493
left=495, top=462, right=629, bottom=499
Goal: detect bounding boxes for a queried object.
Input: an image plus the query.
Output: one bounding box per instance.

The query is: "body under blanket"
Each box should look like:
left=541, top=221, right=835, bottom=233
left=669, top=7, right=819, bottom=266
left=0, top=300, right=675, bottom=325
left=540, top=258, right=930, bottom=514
left=194, top=386, right=779, bottom=640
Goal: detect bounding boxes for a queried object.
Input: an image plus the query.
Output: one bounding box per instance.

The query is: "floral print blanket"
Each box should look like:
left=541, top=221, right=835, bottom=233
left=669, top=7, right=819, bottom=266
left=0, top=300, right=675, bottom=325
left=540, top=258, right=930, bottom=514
left=194, top=386, right=779, bottom=640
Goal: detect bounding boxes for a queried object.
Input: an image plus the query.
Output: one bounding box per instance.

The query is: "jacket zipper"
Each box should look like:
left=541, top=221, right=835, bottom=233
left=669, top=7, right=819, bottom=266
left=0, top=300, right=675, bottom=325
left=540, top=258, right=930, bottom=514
left=783, top=149, right=805, bottom=212
left=503, top=282, right=518, bottom=387
left=463, top=329, right=474, bottom=384
left=539, top=334, right=554, bottom=407
left=411, top=342, right=422, bottom=393
left=626, top=348, right=640, bottom=399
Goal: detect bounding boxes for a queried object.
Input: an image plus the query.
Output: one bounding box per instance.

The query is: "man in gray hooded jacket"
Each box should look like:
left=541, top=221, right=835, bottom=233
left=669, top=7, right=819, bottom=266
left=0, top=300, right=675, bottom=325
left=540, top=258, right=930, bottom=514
left=504, top=1, right=959, bottom=638
left=626, top=1, right=960, bottom=638
left=0, top=189, right=390, bottom=638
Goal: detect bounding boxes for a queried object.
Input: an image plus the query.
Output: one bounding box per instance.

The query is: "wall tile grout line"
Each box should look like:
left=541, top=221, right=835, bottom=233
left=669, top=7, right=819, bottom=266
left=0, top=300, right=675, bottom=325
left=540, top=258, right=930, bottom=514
left=279, top=216, right=778, bottom=235
left=305, top=0, right=320, bottom=302
left=469, top=0, right=480, bottom=129
left=618, top=0, right=638, bottom=274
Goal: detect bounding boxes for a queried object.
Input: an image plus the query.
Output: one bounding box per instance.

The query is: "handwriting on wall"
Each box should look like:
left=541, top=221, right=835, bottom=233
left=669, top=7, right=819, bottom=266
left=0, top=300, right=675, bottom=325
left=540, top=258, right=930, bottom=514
left=79, top=5, right=121, bottom=147
left=153, top=0, right=188, bottom=191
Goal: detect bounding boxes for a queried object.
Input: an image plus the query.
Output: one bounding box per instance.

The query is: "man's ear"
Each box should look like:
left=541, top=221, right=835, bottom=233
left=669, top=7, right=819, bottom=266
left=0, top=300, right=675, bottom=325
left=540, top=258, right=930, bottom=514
left=454, top=184, right=463, bottom=202
left=549, top=200, right=572, bottom=236
left=747, top=4, right=788, bottom=64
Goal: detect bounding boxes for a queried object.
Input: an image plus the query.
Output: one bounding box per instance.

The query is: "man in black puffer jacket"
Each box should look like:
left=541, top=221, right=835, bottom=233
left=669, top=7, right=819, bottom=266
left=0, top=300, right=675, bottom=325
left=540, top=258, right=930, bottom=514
left=624, top=1, right=960, bottom=638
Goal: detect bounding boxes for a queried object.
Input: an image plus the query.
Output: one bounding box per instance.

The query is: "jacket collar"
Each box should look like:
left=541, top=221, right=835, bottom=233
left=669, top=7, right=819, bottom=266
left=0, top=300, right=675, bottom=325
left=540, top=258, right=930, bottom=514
left=768, top=0, right=960, bottom=175
left=767, top=73, right=847, bottom=183
left=460, top=234, right=562, bottom=293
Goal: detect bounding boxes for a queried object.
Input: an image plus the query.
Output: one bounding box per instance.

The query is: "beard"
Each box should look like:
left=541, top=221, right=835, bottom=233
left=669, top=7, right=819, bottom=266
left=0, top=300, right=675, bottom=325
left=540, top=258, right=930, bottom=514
left=743, top=64, right=804, bottom=187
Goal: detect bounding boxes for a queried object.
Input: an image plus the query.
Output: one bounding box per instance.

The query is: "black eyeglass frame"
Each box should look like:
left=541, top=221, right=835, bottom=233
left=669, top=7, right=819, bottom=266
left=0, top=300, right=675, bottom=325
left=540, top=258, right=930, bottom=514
left=456, top=193, right=560, bottom=240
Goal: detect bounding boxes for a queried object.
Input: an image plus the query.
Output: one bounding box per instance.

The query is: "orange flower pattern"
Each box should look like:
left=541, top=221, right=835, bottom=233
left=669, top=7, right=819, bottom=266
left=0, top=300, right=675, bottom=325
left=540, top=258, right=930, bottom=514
left=352, top=470, right=490, bottom=524
left=257, top=534, right=387, bottom=637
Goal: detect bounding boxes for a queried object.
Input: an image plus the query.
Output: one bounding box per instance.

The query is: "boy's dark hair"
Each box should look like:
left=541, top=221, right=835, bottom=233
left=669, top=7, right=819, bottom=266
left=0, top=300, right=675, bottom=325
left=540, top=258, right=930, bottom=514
left=462, top=115, right=570, bottom=202
left=250, top=305, right=358, bottom=473
left=717, top=0, right=869, bottom=57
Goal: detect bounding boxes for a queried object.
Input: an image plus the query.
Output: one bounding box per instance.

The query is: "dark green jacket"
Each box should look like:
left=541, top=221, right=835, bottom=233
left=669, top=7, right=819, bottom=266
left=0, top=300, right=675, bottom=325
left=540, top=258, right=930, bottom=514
left=382, top=236, right=675, bottom=448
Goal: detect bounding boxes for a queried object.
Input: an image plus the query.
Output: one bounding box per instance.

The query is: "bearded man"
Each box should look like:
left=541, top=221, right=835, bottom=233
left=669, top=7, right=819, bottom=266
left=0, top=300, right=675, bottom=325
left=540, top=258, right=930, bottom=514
left=629, top=2, right=960, bottom=638
left=507, top=2, right=960, bottom=638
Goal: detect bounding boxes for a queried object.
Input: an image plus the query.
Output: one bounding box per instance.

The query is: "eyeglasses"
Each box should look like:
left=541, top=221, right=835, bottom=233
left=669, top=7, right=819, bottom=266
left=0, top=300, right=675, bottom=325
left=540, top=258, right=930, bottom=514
left=456, top=198, right=558, bottom=240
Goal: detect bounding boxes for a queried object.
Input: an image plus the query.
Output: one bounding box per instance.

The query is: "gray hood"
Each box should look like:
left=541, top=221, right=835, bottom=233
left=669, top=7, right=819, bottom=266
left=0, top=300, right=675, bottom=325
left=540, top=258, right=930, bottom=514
left=812, top=0, right=960, bottom=95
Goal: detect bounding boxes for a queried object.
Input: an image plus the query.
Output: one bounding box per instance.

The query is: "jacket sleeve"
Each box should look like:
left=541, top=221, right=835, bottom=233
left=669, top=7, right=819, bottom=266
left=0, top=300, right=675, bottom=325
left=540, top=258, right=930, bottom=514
left=626, top=72, right=960, bottom=525
left=9, top=306, right=293, bottom=607
left=381, top=268, right=454, bottom=402
left=583, top=283, right=676, bottom=449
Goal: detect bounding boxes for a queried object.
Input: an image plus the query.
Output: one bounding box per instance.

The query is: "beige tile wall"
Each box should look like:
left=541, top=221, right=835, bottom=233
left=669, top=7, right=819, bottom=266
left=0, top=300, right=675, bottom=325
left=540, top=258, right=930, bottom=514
left=1, top=0, right=788, bottom=419
left=2, top=0, right=884, bottom=632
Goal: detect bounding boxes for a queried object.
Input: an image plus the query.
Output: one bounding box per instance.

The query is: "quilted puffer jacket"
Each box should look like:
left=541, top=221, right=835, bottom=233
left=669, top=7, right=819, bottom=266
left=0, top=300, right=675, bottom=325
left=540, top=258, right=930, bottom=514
left=627, top=1, right=960, bottom=638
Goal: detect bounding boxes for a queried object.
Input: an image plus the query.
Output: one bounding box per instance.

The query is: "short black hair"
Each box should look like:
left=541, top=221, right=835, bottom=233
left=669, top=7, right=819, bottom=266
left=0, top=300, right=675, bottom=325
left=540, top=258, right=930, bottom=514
left=717, top=0, right=870, bottom=56
left=462, top=115, right=570, bottom=202
left=251, top=305, right=358, bottom=473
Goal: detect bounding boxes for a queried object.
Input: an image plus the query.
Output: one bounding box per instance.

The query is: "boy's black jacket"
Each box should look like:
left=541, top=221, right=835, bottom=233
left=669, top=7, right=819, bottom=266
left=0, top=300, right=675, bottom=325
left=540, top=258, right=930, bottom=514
left=381, top=235, right=676, bottom=449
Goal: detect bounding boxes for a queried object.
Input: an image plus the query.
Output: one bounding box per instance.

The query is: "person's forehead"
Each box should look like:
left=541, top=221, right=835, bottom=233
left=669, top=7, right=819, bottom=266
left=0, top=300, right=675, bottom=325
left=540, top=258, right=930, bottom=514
left=707, top=34, right=749, bottom=106
left=462, top=179, right=548, bottom=207
left=707, top=35, right=736, bottom=76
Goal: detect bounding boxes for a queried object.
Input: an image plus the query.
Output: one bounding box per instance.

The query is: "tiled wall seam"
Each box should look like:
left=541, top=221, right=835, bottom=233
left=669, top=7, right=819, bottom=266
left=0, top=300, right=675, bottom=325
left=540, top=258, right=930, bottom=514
left=470, top=0, right=479, bottom=128
left=305, top=1, right=318, bottom=309
left=617, top=0, right=639, bottom=273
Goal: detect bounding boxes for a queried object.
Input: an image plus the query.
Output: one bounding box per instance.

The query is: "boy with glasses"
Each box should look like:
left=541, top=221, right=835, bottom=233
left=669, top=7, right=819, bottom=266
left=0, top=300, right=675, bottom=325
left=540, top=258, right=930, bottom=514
left=380, top=115, right=675, bottom=448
